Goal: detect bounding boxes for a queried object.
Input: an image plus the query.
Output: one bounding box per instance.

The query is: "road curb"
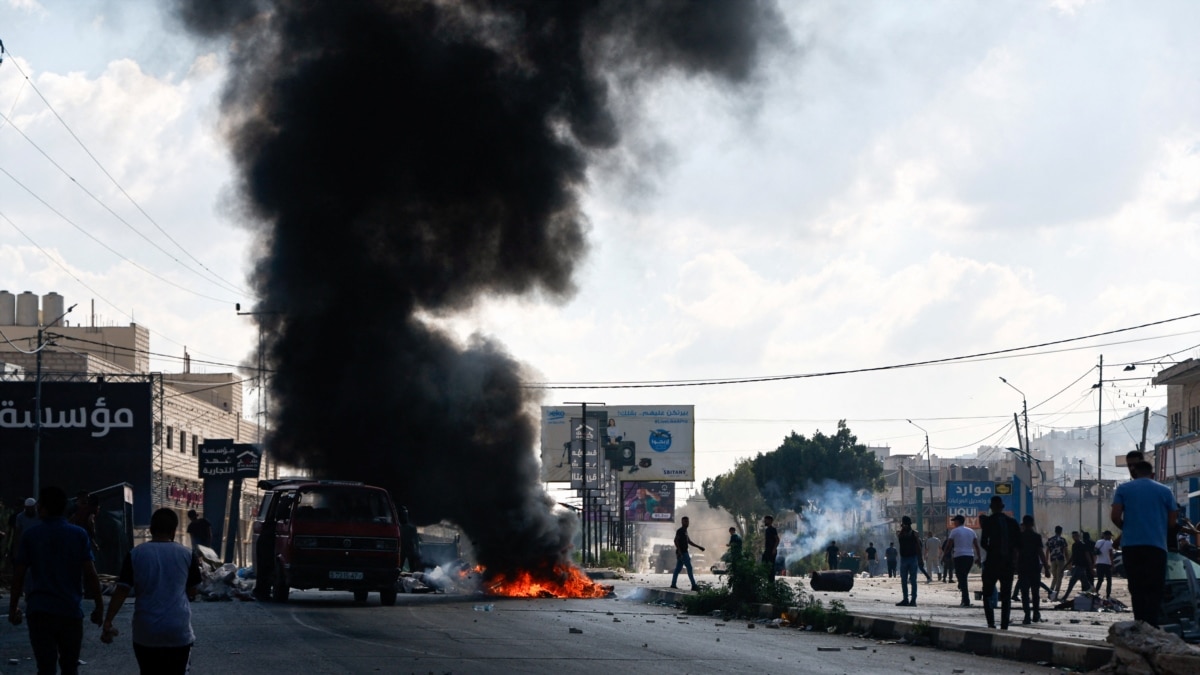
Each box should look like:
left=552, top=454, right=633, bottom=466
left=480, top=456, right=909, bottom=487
left=643, top=588, right=1112, bottom=671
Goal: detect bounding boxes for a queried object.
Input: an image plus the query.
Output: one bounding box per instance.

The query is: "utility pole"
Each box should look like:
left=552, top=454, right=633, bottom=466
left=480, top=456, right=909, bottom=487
left=566, top=401, right=603, bottom=565
left=1097, top=355, right=1103, bottom=535
left=32, top=303, right=76, bottom=496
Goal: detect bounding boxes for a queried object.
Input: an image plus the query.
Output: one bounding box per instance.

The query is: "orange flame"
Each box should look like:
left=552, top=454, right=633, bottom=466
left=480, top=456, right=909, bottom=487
left=485, top=564, right=612, bottom=599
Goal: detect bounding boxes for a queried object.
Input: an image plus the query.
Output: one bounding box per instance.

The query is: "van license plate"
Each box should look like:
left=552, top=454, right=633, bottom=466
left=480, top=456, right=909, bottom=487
left=329, top=571, right=364, bottom=580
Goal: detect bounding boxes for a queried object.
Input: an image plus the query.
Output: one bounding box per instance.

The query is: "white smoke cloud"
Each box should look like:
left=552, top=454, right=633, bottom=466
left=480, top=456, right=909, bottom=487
left=778, top=479, right=873, bottom=566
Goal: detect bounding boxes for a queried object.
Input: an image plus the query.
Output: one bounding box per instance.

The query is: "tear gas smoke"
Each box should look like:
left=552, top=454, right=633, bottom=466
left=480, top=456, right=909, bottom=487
left=171, top=0, right=780, bottom=578
left=778, top=480, right=873, bottom=567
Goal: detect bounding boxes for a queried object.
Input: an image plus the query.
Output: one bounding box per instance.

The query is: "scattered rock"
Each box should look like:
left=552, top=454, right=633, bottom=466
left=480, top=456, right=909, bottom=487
left=569, top=627, right=583, bottom=634
left=817, top=647, right=841, bottom=652
left=1107, top=620, right=1200, bottom=674
left=747, top=623, right=756, bottom=629
left=613, top=617, right=620, bottom=622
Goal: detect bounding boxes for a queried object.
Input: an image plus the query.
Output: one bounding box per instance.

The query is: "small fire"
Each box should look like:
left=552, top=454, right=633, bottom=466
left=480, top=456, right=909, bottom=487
left=486, top=564, right=612, bottom=599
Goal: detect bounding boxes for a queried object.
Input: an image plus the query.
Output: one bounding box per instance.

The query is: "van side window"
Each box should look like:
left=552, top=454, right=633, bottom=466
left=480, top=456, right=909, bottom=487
left=276, top=493, right=296, bottom=522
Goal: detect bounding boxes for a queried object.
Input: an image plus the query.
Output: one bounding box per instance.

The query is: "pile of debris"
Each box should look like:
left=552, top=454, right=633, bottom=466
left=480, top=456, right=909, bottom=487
left=194, top=546, right=256, bottom=601
left=1101, top=620, right=1200, bottom=674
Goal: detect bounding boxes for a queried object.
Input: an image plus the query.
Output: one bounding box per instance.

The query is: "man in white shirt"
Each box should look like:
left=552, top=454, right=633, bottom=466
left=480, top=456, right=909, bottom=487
left=947, top=514, right=981, bottom=607
left=1093, top=530, right=1115, bottom=600
left=924, top=532, right=942, bottom=583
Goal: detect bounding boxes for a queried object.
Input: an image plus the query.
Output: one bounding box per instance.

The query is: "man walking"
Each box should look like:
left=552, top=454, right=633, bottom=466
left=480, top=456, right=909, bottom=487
left=1016, top=515, right=1049, bottom=625
left=1060, top=531, right=1094, bottom=601
left=1045, top=525, right=1068, bottom=600
left=185, top=510, right=213, bottom=553
left=1111, top=460, right=1176, bottom=626
left=670, top=516, right=705, bottom=591
left=762, top=515, right=779, bottom=583
left=980, top=496, right=1020, bottom=629
left=947, top=514, right=981, bottom=606
left=102, top=508, right=202, bottom=674
left=885, top=541, right=898, bottom=578
left=896, top=516, right=921, bottom=606
left=727, top=527, right=742, bottom=559
left=8, top=486, right=104, bottom=675
left=924, top=531, right=942, bottom=583
left=825, top=540, right=839, bottom=571
left=1094, top=530, right=1115, bottom=600
left=865, top=542, right=877, bottom=577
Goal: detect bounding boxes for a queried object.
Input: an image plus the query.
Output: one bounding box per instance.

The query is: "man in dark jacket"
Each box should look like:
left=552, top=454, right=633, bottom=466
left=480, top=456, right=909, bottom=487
left=979, top=496, right=1020, bottom=629
left=670, top=516, right=705, bottom=591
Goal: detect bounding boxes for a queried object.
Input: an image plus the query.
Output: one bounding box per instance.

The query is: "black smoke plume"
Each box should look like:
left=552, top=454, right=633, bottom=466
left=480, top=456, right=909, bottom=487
left=173, top=0, right=779, bottom=578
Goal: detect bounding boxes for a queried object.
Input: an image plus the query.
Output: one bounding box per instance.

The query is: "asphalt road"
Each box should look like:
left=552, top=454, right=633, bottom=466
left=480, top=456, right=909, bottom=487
left=2, top=582, right=1062, bottom=674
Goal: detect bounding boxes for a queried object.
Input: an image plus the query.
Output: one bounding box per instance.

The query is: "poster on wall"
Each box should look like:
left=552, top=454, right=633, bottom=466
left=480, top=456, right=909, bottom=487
left=622, top=481, right=675, bottom=522
left=944, top=480, right=994, bottom=529
left=540, top=405, right=695, bottom=483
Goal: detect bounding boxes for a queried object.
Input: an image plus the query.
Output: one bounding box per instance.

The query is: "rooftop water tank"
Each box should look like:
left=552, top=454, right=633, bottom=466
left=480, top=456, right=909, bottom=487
left=16, top=291, right=38, bottom=326
left=42, top=292, right=65, bottom=326
left=0, top=290, right=14, bottom=326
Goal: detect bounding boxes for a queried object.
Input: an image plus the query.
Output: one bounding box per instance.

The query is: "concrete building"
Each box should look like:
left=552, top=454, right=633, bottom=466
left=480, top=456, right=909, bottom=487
left=1152, top=358, right=1200, bottom=511
left=0, top=290, right=267, bottom=563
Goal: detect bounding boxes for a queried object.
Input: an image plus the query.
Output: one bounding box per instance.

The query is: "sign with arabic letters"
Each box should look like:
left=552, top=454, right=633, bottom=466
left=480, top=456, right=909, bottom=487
left=199, top=439, right=261, bottom=479
left=0, top=381, right=153, bottom=524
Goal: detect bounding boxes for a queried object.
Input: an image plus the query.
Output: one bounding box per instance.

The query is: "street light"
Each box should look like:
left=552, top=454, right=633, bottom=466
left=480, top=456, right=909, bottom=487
left=1000, top=377, right=1034, bottom=518
left=906, top=419, right=934, bottom=505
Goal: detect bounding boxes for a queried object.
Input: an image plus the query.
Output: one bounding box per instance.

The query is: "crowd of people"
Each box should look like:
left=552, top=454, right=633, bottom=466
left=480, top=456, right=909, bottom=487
left=5, top=487, right=203, bottom=674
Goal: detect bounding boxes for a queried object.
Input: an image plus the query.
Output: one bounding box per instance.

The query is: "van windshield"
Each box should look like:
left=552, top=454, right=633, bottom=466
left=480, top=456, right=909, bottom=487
left=293, top=487, right=394, bottom=524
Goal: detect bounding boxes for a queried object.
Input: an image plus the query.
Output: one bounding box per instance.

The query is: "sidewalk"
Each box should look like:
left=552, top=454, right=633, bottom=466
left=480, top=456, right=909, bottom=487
left=631, top=569, right=1127, bottom=671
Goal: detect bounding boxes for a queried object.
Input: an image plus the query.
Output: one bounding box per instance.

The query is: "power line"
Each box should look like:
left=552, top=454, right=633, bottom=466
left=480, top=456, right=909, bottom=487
left=526, top=311, right=1200, bottom=389
left=2, top=51, right=247, bottom=297
left=0, top=107, right=247, bottom=298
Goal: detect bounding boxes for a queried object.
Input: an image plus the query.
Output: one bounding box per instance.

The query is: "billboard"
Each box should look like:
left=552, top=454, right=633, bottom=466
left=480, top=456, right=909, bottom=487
left=622, top=481, right=675, bottom=523
left=945, top=480, right=993, bottom=529
left=0, top=381, right=154, bottom=524
left=541, top=405, right=695, bottom=483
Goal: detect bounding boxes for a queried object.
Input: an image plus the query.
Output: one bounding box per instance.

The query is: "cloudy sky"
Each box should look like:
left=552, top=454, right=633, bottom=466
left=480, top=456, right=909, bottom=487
left=2, top=0, right=1198, bottom=488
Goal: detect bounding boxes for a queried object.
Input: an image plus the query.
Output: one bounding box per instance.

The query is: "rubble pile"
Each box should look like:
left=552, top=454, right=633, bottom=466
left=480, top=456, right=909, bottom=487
left=1103, top=620, right=1200, bottom=674
left=194, top=547, right=256, bottom=601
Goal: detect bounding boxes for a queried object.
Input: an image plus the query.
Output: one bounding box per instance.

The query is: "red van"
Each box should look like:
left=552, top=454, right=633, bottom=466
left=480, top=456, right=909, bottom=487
left=253, top=478, right=402, bottom=605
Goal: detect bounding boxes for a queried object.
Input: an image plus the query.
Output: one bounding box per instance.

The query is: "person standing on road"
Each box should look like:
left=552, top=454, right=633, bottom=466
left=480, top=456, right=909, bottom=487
left=727, top=527, right=742, bottom=559
left=1093, top=530, right=1115, bottom=600
left=1045, top=525, right=1068, bottom=600
left=1111, top=460, right=1176, bottom=626
left=1060, top=531, right=1094, bottom=601
left=102, top=508, right=202, bottom=674
left=1016, top=515, right=1049, bottom=625
left=8, top=486, right=105, bottom=675
left=885, top=542, right=898, bottom=577
left=825, top=540, right=839, bottom=571
left=896, top=516, right=921, bottom=606
left=980, top=496, right=1020, bottom=629
left=185, top=510, right=213, bottom=553
left=924, top=532, right=942, bottom=582
left=948, top=514, right=981, bottom=607
left=670, top=516, right=705, bottom=591
left=865, top=542, right=878, bottom=577
left=762, top=515, right=780, bottom=583
left=399, top=506, right=421, bottom=572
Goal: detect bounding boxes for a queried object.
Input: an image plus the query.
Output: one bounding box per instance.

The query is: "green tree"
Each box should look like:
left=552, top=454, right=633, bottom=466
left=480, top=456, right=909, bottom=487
left=701, top=458, right=771, bottom=545
left=751, top=420, right=885, bottom=512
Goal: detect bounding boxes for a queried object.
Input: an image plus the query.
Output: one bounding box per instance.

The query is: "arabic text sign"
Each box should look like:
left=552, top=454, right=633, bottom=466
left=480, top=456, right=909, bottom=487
left=0, top=381, right=153, bottom=524
left=945, top=480, right=993, bottom=529
left=199, top=440, right=262, bottom=479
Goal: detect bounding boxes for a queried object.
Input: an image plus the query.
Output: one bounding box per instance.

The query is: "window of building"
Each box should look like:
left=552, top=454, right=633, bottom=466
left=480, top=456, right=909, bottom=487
left=154, top=421, right=162, bottom=445
left=166, top=425, right=173, bottom=449
left=1172, top=412, right=1183, bottom=436
left=1189, top=405, right=1200, bottom=434
left=180, top=430, right=187, bottom=453
left=192, top=435, right=199, bottom=457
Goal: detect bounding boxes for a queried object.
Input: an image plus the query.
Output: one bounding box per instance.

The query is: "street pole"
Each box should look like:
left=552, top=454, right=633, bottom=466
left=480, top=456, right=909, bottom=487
left=566, top=401, right=604, bottom=565
left=907, top=419, right=933, bottom=527
left=1078, top=459, right=1083, bottom=533
left=1097, top=355, right=1103, bottom=535
left=32, top=303, right=76, bottom=497
left=1000, top=378, right=1033, bottom=519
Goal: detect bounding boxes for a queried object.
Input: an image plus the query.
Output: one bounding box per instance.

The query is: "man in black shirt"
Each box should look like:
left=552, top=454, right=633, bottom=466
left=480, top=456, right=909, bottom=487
left=1016, top=515, right=1049, bottom=624
left=979, top=496, right=1020, bottom=629
left=670, top=516, right=705, bottom=591
left=825, top=541, right=839, bottom=571
left=762, top=516, right=779, bottom=583
left=885, top=542, right=898, bottom=577
left=865, top=542, right=877, bottom=577
left=896, top=516, right=921, bottom=606
left=1060, top=530, right=1094, bottom=600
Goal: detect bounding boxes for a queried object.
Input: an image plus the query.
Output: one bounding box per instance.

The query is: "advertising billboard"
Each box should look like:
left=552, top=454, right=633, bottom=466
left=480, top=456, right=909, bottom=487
left=541, top=405, right=695, bottom=483
left=622, top=481, right=675, bottom=523
left=0, top=381, right=154, bottom=524
left=945, top=480, right=997, bottom=529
